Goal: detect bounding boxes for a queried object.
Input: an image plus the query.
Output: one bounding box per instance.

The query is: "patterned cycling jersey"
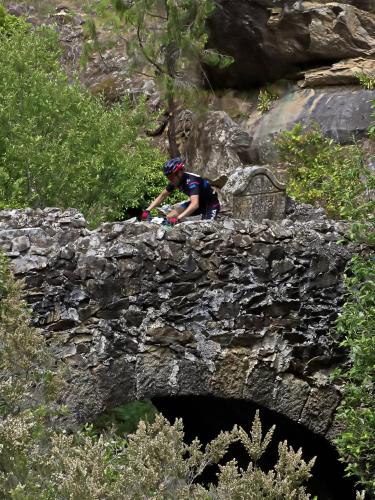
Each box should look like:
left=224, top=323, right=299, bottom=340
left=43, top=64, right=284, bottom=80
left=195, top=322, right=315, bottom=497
left=166, top=172, right=219, bottom=208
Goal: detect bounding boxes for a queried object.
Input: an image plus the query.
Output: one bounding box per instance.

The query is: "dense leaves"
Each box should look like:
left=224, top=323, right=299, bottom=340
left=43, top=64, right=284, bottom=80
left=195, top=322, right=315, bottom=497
left=0, top=22, right=169, bottom=226
left=277, top=124, right=375, bottom=223
left=277, top=120, right=374, bottom=496
left=334, top=256, right=375, bottom=495
left=0, top=5, right=29, bottom=35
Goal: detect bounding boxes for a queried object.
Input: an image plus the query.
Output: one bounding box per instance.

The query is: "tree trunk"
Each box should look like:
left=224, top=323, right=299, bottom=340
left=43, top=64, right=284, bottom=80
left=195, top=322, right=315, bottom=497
left=167, top=96, right=180, bottom=158
left=164, top=2, right=180, bottom=160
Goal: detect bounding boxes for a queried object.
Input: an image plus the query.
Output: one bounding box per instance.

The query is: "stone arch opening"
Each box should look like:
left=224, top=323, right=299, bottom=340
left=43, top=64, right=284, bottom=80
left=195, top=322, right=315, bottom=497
left=152, top=396, right=357, bottom=500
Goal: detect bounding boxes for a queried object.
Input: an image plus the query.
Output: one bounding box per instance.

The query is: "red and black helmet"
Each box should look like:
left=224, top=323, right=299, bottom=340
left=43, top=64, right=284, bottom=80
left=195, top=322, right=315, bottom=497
left=163, top=157, right=185, bottom=176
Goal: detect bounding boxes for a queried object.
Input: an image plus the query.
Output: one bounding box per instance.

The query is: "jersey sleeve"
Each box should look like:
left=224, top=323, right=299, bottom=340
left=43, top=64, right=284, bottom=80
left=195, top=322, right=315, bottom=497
left=166, top=183, right=175, bottom=193
left=186, top=180, right=200, bottom=197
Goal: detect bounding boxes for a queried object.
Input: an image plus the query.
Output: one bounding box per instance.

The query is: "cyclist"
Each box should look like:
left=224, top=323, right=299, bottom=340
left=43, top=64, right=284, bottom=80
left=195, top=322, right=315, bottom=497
left=141, top=158, right=220, bottom=224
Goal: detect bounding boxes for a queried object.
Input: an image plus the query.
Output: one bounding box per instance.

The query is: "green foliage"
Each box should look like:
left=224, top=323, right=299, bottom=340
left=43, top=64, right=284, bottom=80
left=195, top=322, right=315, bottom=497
left=107, top=410, right=316, bottom=499
left=0, top=253, right=63, bottom=417
left=333, top=256, right=375, bottom=496
left=277, top=112, right=374, bottom=497
left=0, top=25, right=168, bottom=226
left=0, top=5, right=29, bottom=35
left=369, top=100, right=375, bottom=138
left=94, top=400, right=158, bottom=435
left=277, top=124, right=375, bottom=223
left=0, top=252, right=66, bottom=495
left=257, top=89, right=278, bottom=114
left=0, top=253, right=116, bottom=497
left=355, top=72, right=375, bottom=90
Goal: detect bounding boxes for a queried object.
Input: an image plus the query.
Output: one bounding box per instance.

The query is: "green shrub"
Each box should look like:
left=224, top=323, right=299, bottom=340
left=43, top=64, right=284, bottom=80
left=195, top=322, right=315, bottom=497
left=333, top=256, right=375, bottom=496
left=0, top=253, right=63, bottom=417
left=0, top=5, right=29, bottom=35
left=277, top=124, right=375, bottom=222
left=0, top=24, right=171, bottom=227
left=0, top=252, right=66, bottom=495
left=94, top=400, right=158, bottom=436
left=257, top=89, right=278, bottom=114
left=277, top=121, right=374, bottom=496
left=355, top=72, right=375, bottom=91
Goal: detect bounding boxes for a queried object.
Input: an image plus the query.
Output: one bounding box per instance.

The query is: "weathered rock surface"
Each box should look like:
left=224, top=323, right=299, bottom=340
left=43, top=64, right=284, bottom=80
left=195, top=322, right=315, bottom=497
left=184, top=86, right=374, bottom=177
left=247, top=86, right=375, bottom=163
left=224, top=166, right=287, bottom=220
left=185, top=111, right=253, bottom=183
left=298, top=57, right=375, bottom=88
left=0, top=208, right=361, bottom=439
left=207, top=1, right=375, bottom=88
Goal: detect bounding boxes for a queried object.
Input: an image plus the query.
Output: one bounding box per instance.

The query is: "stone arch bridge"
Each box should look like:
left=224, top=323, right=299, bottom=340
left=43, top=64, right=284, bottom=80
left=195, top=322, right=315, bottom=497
left=0, top=208, right=357, bottom=441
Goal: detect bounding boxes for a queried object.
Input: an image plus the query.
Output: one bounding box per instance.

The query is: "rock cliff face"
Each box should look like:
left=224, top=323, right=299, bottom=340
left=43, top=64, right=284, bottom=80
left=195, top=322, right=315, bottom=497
left=185, top=87, right=375, bottom=181
left=185, top=0, right=375, bottom=182
left=0, top=208, right=360, bottom=439
left=206, top=1, right=375, bottom=88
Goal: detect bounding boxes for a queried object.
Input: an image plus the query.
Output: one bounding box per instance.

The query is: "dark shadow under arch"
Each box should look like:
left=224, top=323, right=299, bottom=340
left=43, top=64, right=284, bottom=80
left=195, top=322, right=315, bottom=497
left=153, top=396, right=357, bottom=500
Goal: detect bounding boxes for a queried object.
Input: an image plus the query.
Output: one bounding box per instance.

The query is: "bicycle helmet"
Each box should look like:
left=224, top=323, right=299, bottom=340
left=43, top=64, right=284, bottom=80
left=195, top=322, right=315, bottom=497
left=163, top=158, right=185, bottom=176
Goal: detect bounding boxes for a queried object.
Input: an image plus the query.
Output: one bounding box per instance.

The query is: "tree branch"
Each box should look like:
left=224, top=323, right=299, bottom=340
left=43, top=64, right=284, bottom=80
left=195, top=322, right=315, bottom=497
left=199, top=61, right=215, bottom=95
left=146, top=11, right=167, bottom=21
left=145, top=113, right=170, bottom=137
left=137, top=25, right=166, bottom=75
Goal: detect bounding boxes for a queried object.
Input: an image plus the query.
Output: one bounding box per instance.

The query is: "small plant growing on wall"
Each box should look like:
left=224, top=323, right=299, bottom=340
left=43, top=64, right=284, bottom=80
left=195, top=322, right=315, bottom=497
left=257, top=89, right=278, bottom=114
left=355, top=72, right=375, bottom=90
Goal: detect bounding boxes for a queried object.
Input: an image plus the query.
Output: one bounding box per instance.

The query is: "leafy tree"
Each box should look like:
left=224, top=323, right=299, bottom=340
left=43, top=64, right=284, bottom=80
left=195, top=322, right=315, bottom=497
left=89, top=0, right=233, bottom=156
left=0, top=19, right=172, bottom=227
left=333, top=256, right=375, bottom=496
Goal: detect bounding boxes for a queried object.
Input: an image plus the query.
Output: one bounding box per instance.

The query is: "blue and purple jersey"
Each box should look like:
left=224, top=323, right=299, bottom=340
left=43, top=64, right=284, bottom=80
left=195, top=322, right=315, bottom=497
left=166, top=172, right=219, bottom=209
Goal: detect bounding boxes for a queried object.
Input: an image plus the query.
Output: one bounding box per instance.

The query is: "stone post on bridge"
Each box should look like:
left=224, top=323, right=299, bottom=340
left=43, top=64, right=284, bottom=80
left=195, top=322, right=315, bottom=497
left=224, top=166, right=287, bottom=222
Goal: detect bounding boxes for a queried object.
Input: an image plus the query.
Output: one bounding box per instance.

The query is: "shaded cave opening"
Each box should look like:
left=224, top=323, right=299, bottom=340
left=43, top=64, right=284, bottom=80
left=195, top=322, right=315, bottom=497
left=152, top=396, right=357, bottom=500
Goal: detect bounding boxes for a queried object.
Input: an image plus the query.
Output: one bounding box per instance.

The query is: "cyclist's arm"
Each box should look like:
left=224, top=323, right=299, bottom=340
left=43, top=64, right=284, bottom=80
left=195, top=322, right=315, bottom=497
left=146, top=189, right=170, bottom=211
left=177, top=195, right=199, bottom=221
